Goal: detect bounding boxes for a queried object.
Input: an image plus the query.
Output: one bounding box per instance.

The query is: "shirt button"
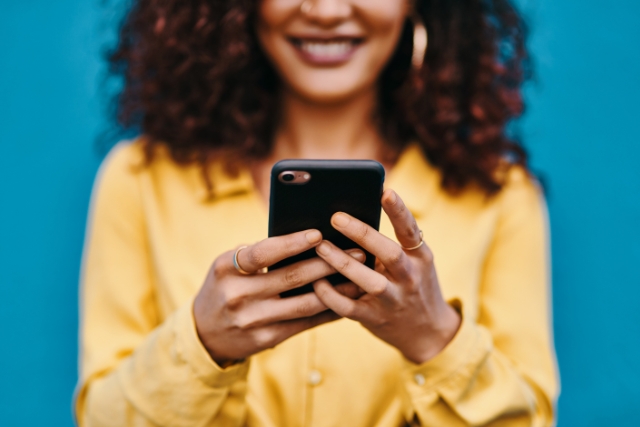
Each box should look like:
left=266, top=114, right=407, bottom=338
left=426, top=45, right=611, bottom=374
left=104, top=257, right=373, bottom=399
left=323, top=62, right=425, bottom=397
left=414, top=373, right=426, bottom=386
left=308, top=370, right=323, bottom=386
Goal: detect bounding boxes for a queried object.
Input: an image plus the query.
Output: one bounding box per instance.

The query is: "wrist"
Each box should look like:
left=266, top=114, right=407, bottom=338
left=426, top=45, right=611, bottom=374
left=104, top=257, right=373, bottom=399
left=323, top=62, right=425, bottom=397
left=193, top=303, right=234, bottom=367
left=402, top=303, right=461, bottom=365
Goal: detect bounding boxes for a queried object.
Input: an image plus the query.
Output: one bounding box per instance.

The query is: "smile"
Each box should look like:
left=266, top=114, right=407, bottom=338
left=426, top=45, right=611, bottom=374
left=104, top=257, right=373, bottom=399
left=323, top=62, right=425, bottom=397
left=288, top=37, right=364, bottom=65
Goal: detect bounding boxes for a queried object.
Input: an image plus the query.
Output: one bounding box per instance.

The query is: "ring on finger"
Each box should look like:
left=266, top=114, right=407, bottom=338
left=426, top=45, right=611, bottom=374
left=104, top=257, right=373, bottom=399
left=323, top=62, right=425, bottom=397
left=233, top=246, right=253, bottom=275
left=401, top=230, right=424, bottom=251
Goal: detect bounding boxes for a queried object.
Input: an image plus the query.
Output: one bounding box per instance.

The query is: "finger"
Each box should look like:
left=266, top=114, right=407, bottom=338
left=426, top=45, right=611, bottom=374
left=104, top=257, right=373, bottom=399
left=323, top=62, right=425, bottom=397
left=374, top=258, right=387, bottom=275
left=247, top=309, right=341, bottom=353
left=242, top=292, right=330, bottom=328
left=248, top=280, right=367, bottom=329
left=236, top=229, right=323, bottom=274
left=266, top=310, right=342, bottom=348
left=258, top=249, right=366, bottom=296
left=381, top=189, right=424, bottom=252
left=330, top=211, right=410, bottom=278
left=333, top=282, right=366, bottom=299
left=313, top=279, right=368, bottom=321
left=316, top=240, right=391, bottom=298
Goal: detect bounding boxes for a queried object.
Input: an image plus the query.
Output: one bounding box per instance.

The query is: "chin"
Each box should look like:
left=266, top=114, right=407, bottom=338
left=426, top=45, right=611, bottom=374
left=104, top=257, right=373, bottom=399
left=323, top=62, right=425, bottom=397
left=288, top=77, right=373, bottom=105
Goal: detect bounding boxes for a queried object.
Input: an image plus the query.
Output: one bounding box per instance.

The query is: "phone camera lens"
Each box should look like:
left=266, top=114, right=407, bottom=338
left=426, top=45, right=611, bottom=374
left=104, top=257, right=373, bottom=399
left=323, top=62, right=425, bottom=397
left=282, top=172, right=295, bottom=182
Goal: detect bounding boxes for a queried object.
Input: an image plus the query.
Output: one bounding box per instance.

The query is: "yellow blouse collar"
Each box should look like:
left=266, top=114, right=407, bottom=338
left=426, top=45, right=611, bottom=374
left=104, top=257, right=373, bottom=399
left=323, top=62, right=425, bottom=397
left=385, top=143, right=441, bottom=219
left=201, top=143, right=441, bottom=219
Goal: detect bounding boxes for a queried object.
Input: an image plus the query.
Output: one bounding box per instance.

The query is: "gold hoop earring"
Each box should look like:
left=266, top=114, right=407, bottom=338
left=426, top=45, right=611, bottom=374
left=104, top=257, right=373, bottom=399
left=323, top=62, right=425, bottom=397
left=411, top=16, right=428, bottom=70
left=300, top=1, right=313, bottom=15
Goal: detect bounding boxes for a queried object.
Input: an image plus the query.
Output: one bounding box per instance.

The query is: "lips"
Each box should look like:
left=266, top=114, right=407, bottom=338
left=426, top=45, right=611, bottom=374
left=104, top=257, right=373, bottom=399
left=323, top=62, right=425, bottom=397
left=288, top=37, right=364, bottom=65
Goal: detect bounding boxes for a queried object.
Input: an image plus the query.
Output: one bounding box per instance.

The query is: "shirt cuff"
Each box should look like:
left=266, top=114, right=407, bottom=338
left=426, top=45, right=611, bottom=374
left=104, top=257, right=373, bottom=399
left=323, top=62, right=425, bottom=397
left=401, top=299, right=491, bottom=399
left=174, top=296, right=250, bottom=388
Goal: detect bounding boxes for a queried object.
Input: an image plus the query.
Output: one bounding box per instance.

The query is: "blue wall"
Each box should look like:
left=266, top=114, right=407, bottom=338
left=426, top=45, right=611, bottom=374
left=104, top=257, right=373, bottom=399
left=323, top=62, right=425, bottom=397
left=0, top=0, right=638, bottom=425
left=520, top=0, right=640, bottom=424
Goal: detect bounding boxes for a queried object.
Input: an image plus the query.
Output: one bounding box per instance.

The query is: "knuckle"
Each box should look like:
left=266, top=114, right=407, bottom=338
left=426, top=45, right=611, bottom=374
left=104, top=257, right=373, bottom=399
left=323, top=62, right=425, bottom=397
left=284, top=267, right=303, bottom=288
left=224, top=288, right=247, bottom=311
left=211, top=256, right=229, bottom=278
left=341, top=303, right=357, bottom=318
left=248, top=246, right=269, bottom=268
left=337, top=257, right=352, bottom=273
left=370, top=280, right=388, bottom=297
left=253, top=329, right=277, bottom=349
left=410, top=222, right=419, bottom=235
left=233, top=313, right=257, bottom=330
left=355, top=224, right=370, bottom=242
left=294, top=298, right=316, bottom=317
left=402, top=221, right=419, bottom=239
left=314, top=282, right=330, bottom=299
left=406, top=273, right=421, bottom=294
left=388, top=246, right=404, bottom=265
left=423, top=247, right=434, bottom=263
left=372, top=315, right=389, bottom=328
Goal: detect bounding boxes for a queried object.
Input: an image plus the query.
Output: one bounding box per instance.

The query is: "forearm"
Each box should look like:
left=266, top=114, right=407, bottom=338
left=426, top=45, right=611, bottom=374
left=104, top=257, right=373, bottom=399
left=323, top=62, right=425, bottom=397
left=76, top=300, right=250, bottom=427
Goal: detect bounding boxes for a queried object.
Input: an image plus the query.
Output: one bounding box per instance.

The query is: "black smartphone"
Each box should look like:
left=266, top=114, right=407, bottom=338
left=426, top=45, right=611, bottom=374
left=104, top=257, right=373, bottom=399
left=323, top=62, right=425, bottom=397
left=268, top=159, right=385, bottom=297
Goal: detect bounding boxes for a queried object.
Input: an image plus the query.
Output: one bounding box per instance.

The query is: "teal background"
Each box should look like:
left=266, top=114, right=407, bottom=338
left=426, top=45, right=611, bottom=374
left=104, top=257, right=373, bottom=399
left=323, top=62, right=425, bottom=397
left=0, top=0, right=638, bottom=425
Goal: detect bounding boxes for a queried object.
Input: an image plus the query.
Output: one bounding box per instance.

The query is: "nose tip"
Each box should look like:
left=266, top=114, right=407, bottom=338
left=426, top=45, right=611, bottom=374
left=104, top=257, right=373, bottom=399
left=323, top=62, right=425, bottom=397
left=301, top=0, right=352, bottom=25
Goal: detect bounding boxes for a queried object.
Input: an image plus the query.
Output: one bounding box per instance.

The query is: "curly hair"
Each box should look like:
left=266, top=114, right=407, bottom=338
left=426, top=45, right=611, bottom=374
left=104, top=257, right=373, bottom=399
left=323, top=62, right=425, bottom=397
left=108, top=0, right=531, bottom=195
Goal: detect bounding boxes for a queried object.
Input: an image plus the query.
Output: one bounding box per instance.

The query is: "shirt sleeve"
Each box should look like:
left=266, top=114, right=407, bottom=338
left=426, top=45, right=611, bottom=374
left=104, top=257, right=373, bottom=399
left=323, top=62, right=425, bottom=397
left=401, top=170, right=559, bottom=426
left=74, top=143, right=250, bottom=427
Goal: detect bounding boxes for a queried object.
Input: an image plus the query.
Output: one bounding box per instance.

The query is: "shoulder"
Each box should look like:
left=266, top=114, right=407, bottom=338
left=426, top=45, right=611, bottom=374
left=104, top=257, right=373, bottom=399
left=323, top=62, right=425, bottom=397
left=90, top=140, right=153, bottom=212
left=434, top=164, right=546, bottom=231
left=497, top=165, right=545, bottom=209
left=95, top=140, right=140, bottom=183
left=88, top=140, right=150, bottom=221
left=96, top=138, right=198, bottom=194
left=489, top=165, right=548, bottom=234
left=96, top=139, right=147, bottom=188
left=94, top=138, right=236, bottom=205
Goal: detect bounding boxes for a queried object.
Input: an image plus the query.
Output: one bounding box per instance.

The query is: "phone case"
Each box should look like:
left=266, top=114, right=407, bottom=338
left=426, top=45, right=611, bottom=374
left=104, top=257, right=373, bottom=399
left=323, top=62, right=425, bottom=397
left=268, top=159, right=385, bottom=297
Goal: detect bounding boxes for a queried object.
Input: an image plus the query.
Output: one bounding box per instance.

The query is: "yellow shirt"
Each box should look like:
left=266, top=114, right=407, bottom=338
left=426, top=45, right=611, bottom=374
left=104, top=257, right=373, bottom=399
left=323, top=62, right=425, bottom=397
left=75, top=141, right=558, bottom=427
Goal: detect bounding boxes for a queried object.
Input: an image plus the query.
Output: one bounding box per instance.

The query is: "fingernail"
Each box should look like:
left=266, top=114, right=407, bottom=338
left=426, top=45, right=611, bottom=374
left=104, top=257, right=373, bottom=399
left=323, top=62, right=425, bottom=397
left=348, top=250, right=365, bottom=261
left=316, top=241, right=330, bottom=255
left=332, top=213, right=350, bottom=227
left=306, top=230, right=322, bottom=244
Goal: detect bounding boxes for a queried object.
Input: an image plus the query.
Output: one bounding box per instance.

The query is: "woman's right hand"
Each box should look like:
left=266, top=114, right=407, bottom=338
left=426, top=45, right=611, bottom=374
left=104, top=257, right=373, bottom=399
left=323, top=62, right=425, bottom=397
left=193, top=229, right=365, bottom=366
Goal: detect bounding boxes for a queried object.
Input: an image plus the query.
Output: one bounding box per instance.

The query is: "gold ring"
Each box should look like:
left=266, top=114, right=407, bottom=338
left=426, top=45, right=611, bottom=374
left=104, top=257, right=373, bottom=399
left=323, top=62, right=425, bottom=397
left=401, top=230, right=424, bottom=251
left=300, top=0, right=313, bottom=14
left=233, top=246, right=253, bottom=275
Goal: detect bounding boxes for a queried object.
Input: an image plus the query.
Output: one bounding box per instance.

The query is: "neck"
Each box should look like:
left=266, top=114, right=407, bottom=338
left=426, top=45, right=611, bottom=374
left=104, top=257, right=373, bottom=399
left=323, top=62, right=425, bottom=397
left=250, top=86, right=396, bottom=205
left=270, top=87, right=387, bottom=162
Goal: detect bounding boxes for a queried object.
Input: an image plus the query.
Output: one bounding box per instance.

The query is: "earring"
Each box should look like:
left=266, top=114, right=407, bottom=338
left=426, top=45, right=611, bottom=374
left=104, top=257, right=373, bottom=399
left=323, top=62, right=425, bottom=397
left=300, top=1, right=313, bottom=15
left=411, top=15, right=428, bottom=70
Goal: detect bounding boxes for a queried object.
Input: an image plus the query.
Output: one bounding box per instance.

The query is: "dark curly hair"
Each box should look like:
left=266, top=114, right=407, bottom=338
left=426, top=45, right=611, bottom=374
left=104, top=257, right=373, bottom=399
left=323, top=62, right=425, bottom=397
left=108, top=0, right=531, bottom=195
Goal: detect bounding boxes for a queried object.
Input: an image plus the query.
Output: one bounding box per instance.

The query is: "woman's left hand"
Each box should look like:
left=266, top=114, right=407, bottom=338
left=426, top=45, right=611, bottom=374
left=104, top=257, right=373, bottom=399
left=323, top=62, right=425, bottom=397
left=313, top=189, right=461, bottom=365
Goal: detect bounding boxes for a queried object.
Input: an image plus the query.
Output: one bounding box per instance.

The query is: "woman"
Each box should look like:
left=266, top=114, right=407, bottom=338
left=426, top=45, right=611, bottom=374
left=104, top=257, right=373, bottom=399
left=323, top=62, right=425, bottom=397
left=75, top=0, right=558, bottom=425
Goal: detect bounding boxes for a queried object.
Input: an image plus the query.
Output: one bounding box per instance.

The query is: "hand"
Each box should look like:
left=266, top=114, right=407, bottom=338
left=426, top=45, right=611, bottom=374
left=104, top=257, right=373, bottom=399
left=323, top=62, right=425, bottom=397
left=313, top=189, right=461, bottom=365
left=194, top=229, right=365, bottom=366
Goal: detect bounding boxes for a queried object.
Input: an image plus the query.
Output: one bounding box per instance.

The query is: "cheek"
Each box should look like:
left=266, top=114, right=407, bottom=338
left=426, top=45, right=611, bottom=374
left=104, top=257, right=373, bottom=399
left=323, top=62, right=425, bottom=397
left=356, top=0, right=408, bottom=61
left=258, top=0, right=298, bottom=26
left=256, top=0, right=302, bottom=84
left=349, top=2, right=408, bottom=85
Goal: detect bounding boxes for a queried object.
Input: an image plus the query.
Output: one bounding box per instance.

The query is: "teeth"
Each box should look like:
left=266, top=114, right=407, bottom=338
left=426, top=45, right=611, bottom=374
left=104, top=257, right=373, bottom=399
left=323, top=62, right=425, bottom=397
left=299, top=41, right=354, bottom=57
